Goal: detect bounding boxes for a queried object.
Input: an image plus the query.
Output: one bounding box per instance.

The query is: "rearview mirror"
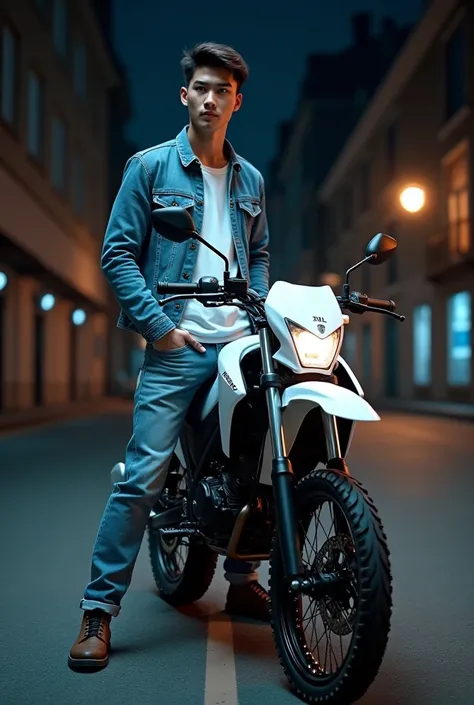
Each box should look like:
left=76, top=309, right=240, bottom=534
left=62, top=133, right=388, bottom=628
left=365, top=233, right=397, bottom=265
left=151, top=207, right=196, bottom=243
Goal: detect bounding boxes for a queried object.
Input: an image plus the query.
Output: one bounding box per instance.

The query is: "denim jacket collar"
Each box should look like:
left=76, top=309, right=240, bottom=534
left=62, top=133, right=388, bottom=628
left=175, top=124, right=242, bottom=172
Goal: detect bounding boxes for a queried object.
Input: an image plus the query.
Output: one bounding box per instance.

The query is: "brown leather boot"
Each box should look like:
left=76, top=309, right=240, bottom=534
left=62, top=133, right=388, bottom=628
left=68, top=609, right=112, bottom=671
left=225, top=581, right=271, bottom=622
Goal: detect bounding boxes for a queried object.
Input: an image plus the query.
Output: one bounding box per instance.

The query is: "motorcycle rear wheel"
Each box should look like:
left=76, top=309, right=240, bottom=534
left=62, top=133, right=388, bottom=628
left=147, top=454, right=218, bottom=606
left=269, top=468, right=392, bottom=704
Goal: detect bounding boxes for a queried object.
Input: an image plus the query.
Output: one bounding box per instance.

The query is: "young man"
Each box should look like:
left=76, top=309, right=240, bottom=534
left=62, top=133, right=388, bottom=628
left=69, top=42, right=270, bottom=671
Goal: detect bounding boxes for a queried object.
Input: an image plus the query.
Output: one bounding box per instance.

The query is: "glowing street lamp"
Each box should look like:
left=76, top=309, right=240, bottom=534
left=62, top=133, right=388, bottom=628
left=399, top=185, right=425, bottom=213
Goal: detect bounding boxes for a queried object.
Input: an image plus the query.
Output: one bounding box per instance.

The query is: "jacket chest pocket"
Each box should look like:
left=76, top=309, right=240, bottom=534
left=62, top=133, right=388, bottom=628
left=151, top=193, right=195, bottom=281
left=236, top=197, right=262, bottom=241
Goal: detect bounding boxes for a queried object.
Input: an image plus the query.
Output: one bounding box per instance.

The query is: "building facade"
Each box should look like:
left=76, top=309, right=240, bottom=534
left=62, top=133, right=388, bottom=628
left=0, top=0, right=118, bottom=412
left=266, top=13, right=413, bottom=285
left=317, top=0, right=473, bottom=407
left=91, top=0, right=143, bottom=397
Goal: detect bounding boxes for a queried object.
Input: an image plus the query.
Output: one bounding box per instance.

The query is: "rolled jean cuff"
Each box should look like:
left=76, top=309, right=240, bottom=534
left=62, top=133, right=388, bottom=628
left=224, top=570, right=259, bottom=585
left=80, top=598, right=120, bottom=617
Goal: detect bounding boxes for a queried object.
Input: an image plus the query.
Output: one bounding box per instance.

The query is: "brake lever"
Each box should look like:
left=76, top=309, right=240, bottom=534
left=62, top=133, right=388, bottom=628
left=360, top=303, right=405, bottom=322
left=158, top=293, right=226, bottom=306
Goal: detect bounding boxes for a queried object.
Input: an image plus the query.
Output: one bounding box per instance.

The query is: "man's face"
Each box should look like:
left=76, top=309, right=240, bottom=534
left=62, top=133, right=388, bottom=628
left=180, top=66, right=242, bottom=132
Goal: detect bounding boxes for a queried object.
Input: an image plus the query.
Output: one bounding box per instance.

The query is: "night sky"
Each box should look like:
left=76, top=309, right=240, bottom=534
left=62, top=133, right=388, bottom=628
left=113, top=0, right=423, bottom=176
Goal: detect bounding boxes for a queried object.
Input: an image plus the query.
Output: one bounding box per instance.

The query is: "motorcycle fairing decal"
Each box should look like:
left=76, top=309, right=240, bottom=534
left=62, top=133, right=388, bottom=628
left=217, top=335, right=260, bottom=456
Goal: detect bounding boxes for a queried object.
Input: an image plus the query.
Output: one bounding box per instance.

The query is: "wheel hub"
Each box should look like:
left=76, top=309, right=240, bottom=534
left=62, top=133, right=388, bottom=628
left=315, top=535, right=357, bottom=636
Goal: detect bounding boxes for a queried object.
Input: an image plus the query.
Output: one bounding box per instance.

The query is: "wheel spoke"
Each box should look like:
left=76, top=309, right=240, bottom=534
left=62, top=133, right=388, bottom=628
left=288, top=497, right=360, bottom=677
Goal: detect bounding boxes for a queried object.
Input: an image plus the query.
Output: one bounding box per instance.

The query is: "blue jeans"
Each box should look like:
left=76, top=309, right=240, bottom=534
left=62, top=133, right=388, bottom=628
left=81, top=343, right=260, bottom=617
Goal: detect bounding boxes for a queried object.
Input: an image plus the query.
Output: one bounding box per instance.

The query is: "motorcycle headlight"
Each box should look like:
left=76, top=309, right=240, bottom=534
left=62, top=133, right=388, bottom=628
left=287, top=320, right=341, bottom=370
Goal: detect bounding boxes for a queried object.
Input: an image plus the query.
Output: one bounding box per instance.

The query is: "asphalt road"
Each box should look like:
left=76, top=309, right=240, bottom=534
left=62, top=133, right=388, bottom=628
left=0, top=409, right=473, bottom=705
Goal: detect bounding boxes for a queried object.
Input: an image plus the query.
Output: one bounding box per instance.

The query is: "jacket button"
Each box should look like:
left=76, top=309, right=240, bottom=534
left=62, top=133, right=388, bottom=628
left=171, top=201, right=178, bottom=206
left=190, top=243, right=197, bottom=251
left=182, top=272, right=190, bottom=279
left=229, top=201, right=234, bottom=208
left=196, top=199, right=203, bottom=206
left=175, top=303, right=181, bottom=310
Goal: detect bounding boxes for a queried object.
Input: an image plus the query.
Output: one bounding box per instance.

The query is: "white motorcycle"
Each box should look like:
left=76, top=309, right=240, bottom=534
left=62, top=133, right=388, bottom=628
left=111, top=206, right=405, bottom=704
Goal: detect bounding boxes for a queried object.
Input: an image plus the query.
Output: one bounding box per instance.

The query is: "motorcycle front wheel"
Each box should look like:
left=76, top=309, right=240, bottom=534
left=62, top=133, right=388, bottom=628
left=269, top=468, right=392, bottom=704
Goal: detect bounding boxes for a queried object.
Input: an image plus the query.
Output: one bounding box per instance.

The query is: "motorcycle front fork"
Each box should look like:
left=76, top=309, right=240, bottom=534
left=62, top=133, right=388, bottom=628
left=258, top=326, right=347, bottom=586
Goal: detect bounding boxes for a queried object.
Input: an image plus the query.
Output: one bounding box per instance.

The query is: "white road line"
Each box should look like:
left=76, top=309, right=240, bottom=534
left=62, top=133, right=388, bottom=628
left=205, top=615, right=238, bottom=705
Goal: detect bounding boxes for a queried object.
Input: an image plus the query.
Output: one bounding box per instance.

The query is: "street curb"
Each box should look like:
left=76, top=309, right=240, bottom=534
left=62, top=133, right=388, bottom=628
left=374, top=400, right=474, bottom=423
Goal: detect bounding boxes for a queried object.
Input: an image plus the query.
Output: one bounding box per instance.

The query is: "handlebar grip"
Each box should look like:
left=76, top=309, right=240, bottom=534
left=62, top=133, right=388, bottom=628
left=157, top=281, right=199, bottom=294
left=364, top=296, right=396, bottom=312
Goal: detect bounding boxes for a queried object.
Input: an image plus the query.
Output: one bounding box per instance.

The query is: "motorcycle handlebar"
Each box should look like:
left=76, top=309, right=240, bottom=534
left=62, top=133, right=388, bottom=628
left=157, top=281, right=199, bottom=294
left=350, top=292, right=396, bottom=312
left=364, top=296, right=396, bottom=312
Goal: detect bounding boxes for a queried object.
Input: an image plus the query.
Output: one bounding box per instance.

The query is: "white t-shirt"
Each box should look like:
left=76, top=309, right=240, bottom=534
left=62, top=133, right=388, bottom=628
left=180, top=164, right=253, bottom=343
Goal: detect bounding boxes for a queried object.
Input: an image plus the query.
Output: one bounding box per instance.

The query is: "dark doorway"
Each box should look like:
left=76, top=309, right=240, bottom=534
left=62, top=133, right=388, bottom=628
left=69, top=320, right=78, bottom=401
left=34, top=312, right=45, bottom=405
left=0, top=296, right=4, bottom=410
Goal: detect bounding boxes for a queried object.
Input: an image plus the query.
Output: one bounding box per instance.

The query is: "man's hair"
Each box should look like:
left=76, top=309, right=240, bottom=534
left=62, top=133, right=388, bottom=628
left=181, top=42, right=249, bottom=91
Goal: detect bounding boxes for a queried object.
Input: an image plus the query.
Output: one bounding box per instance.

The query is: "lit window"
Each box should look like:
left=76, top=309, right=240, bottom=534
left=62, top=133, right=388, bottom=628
left=446, top=148, right=470, bottom=256
left=447, top=291, right=471, bottom=386
left=1, top=25, right=19, bottom=126
left=52, top=0, right=67, bottom=57
left=413, top=305, right=431, bottom=386
left=445, top=22, right=467, bottom=121
left=73, top=39, right=86, bottom=98
left=51, top=116, right=67, bottom=192
left=27, top=70, right=45, bottom=161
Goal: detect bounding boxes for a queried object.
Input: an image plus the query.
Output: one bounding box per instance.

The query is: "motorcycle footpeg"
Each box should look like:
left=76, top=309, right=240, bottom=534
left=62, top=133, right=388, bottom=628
left=110, top=461, right=126, bottom=486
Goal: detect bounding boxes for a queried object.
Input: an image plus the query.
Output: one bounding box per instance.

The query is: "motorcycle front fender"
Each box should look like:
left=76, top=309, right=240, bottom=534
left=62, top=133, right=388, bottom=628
left=258, top=381, right=380, bottom=486
left=282, top=381, right=380, bottom=421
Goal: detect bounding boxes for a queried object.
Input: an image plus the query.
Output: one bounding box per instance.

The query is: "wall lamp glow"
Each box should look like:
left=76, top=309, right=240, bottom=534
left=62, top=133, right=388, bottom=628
left=72, top=308, right=87, bottom=326
left=0, top=271, right=8, bottom=292
left=39, top=293, right=56, bottom=311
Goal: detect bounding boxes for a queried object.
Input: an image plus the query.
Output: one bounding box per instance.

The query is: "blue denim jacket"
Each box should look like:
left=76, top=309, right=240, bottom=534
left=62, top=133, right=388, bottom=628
left=101, top=125, right=270, bottom=343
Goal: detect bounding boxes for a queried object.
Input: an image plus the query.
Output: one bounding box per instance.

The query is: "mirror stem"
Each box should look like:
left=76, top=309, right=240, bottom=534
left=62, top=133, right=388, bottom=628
left=342, top=254, right=376, bottom=300
left=192, top=231, right=230, bottom=271
left=344, top=254, right=376, bottom=284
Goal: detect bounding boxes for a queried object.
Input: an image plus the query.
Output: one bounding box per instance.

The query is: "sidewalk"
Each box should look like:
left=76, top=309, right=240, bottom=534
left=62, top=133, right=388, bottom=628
left=1, top=394, right=472, bottom=437
left=0, top=396, right=133, bottom=435
left=374, top=398, right=474, bottom=421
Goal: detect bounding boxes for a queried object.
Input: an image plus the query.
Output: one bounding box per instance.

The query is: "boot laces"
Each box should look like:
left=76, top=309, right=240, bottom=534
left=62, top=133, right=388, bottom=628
left=84, top=611, right=108, bottom=639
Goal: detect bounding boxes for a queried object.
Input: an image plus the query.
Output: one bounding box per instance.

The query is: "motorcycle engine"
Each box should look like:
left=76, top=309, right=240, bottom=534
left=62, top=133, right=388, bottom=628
left=192, top=469, right=249, bottom=532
